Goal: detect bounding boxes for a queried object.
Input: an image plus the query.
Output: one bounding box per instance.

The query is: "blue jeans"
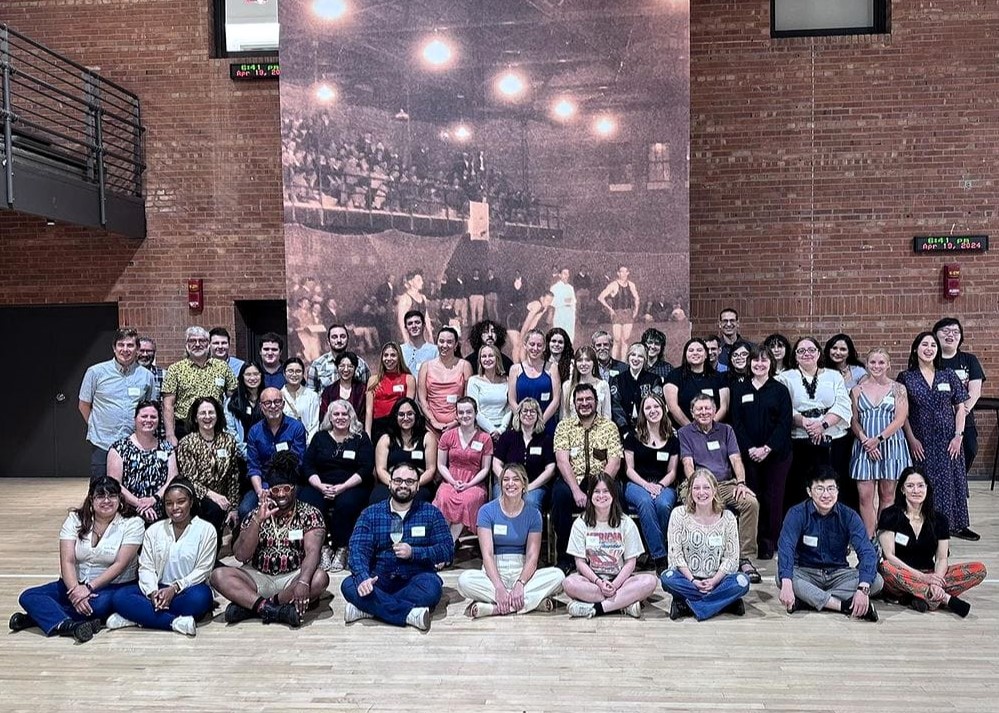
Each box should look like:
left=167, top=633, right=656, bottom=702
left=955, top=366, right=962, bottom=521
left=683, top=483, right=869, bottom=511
left=111, top=582, right=214, bottom=631
left=341, top=572, right=442, bottom=627
left=660, top=569, right=750, bottom=620
left=624, top=482, right=676, bottom=560
left=492, top=482, right=550, bottom=513
left=238, top=490, right=259, bottom=521
left=19, top=579, right=130, bottom=635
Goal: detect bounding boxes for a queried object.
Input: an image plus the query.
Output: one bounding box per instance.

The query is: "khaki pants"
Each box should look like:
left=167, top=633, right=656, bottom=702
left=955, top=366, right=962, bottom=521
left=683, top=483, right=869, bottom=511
left=457, top=555, right=565, bottom=613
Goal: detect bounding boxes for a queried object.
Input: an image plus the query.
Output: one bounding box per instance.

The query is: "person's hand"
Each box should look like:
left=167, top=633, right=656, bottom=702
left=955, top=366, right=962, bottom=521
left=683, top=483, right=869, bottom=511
left=644, top=482, right=663, bottom=498
left=495, top=586, right=512, bottom=615
left=572, top=489, right=588, bottom=509
left=292, top=580, right=311, bottom=616
left=393, top=542, right=413, bottom=559
left=927, top=584, right=947, bottom=602
left=598, top=578, right=616, bottom=597
left=779, top=581, right=796, bottom=612
left=508, top=581, right=525, bottom=612
left=139, top=505, right=159, bottom=522
left=803, top=418, right=824, bottom=440
left=152, top=585, right=177, bottom=611
left=71, top=592, right=95, bottom=616
left=924, top=571, right=946, bottom=588
left=357, top=576, right=378, bottom=597
left=734, top=482, right=755, bottom=501
left=948, top=435, right=963, bottom=459
left=67, top=583, right=91, bottom=607
left=909, top=439, right=925, bottom=462
left=136, top=496, right=157, bottom=512
left=748, top=446, right=767, bottom=462
left=454, top=481, right=467, bottom=493
left=850, top=590, right=870, bottom=618
left=226, top=510, right=239, bottom=528
left=210, top=492, right=231, bottom=510
left=257, top=495, right=280, bottom=522
left=322, top=483, right=338, bottom=500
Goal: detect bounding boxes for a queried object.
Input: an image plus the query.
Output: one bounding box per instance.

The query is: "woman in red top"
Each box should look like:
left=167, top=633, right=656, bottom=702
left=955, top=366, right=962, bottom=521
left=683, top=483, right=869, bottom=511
left=365, top=341, right=415, bottom=440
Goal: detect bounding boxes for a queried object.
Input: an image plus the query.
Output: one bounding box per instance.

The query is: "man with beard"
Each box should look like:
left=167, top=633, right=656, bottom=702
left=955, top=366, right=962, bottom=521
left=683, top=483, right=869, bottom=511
left=341, top=463, right=453, bottom=630
left=464, top=319, right=514, bottom=373
left=137, top=336, right=165, bottom=397
left=591, top=330, right=626, bottom=382
left=307, top=324, right=371, bottom=392
left=162, top=326, right=237, bottom=445
left=211, top=452, right=328, bottom=627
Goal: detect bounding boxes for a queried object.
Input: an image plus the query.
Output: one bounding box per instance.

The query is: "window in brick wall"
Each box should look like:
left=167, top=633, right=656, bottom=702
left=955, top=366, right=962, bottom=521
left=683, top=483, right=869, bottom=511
left=646, top=142, right=670, bottom=190
left=771, top=0, right=889, bottom=38
left=607, top=143, right=634, bottom=192
left=214, top=0, right=280, bottom=57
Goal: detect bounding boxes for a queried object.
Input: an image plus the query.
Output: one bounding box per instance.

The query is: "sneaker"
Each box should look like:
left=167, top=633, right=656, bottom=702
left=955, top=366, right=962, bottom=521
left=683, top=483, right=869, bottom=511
left=320, top=545, right=335, bottom=572
left=405, top=607, right=431, bottom=631
left=344, top=602, right=373, bottom=624
left=105, top=613, right=137, bottom=630
left=566, top=600, right=596, bottom=619
left=726, top=599, right=746, bottom=616
left=622, top=601, right=642, bottom=619
left=223, top=602, right=256, bottom=624
left=330, top=547, right=349, bottom=573
left=669, top=598, right=689, bottom=621
left=8, top=612, right=36, bottom=632
left=260, top=602, right=301, bottom=628
left=170, top=615, right=197, bottom=637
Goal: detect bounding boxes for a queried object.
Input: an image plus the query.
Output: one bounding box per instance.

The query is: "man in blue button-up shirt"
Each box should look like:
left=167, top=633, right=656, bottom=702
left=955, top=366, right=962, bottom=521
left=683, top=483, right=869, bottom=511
left=342, top=464, right=453, bottom=631
left=777, top=465, right=883, bottom=621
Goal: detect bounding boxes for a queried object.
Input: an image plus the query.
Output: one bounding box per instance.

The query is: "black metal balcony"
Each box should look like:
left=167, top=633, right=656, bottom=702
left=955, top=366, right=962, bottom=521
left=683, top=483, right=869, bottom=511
left=1, top=24, right=145, bottom=238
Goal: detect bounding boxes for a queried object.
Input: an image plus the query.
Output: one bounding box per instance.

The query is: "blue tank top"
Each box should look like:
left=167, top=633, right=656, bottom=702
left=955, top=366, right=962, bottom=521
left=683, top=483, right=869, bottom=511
left=515, top=364, right=559, bottom=436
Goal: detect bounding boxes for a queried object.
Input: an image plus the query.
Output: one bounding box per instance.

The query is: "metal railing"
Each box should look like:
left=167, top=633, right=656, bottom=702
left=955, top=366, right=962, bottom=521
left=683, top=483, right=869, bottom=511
left=1, top=23, right=145, bottom=220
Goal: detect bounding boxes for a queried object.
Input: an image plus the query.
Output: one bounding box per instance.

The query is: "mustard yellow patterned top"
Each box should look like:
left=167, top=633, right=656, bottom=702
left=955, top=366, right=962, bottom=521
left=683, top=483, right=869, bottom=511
left=162, top=357, right=238, bottom=418
left=553, top=415, right=623, bottom=482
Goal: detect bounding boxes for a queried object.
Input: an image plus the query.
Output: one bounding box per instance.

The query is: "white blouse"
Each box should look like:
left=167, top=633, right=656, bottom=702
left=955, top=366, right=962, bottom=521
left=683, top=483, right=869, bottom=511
left=283, top=386, right=320, bottom=443
left=777, top=368, right=852, bottom=440
left=137, top=516, right=217, bottom=596
left=59, top=512, right=144, bottom=584
left=466, top=377, right=512, bottom=433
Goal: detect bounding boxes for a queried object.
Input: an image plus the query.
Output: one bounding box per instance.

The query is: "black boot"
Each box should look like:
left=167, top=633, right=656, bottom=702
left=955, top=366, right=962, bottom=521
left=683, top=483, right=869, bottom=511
left=260, top=601, right=301, bottom=627
left=55, top=618, right=102, bottom=642
left=9, top=612, right=37, bottom=632
left=947, top=596, right=971, bottom=618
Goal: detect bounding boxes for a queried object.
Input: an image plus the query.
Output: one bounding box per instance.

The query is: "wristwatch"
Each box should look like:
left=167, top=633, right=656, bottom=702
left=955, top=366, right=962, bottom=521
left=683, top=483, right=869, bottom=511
left=876, top=434, right=885, bottom=443
left=857, top=583, right=870, bottom=595
left=820, top=420, right=830, bottom=430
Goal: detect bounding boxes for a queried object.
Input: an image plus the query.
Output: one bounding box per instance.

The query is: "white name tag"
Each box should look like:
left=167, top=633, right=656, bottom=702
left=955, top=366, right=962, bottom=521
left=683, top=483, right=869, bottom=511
left=446, top=394, right=458, bottom=403
left=707, top=533, right=724, bottom=547
left=246, top=406, right=252, bottom=415
left=214, top=377, right=226, bottom=387
left=156, top=450, right=169, bottom=461
left=471, top=441, right=484, bottom=452
left=343, top=450, right=356, bottom=460
left=127, top=387, right=141, bottom=397
left=529, top=446, right=543, bottom=456
left=411, top=526, right=426, bottom=537
left=275, top=442, right=289, bottom=452
left=656, top=451, right=670, bottom=462
left=541, top=392, right=551, bottom=401
left=393, top=384, right=405, bottom=393
left=571, top=447, right=580, bottom=458
left=609, top=370, right=620, bottom=377
left=937, top=383, right=951, bottom=392
left=955, top=369, right=969, bottom=382
left=741, top=394, right=754, bottom=403
left=216, top=448, right=228, bottom=459
left=288, top=529, right=304, bottom=541
left=701, top=388, right=714, bottom=396
left=412, top=450, right=424, bottom=459
left=493, top=524, right=508, bottom=536
left=803, top=535, right=818, bottom=547
left=894, top=532, right=910, bottom=546
left=707, top=441, right=720, bottom=451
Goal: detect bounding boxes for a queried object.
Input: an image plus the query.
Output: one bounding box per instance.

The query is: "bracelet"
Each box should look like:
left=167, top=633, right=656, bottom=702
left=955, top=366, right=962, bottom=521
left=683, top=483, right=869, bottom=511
left=955, top=432, right=964, bottom=438
left=297, top=579, right=310, bottom=586
left=877, top=434, right=885, bottom=443
left=516, top=579, right=526, bottom=587
left=172, top=582, right=181, bottom=593
left=83, top=582, right=94, bottom=592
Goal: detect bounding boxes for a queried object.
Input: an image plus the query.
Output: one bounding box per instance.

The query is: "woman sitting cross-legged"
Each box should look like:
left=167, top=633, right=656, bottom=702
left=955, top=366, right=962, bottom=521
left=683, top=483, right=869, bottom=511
left=9, top=477, right=144, bottom=642
left=457, top=464, right=565, bottom=618
left=106, top=479, right=217, bottom=636
left=562, top=475, right=659, bottom=619
left=660, top=468, right=751, bottom=620
left=878, top=466, right=986, bottom=617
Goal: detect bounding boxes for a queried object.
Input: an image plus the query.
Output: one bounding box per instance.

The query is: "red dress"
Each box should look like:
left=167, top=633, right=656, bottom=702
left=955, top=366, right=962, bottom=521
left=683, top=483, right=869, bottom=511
left=433, top=428, right=492, bottom=529
left=371, top=372, right=409, bottom=420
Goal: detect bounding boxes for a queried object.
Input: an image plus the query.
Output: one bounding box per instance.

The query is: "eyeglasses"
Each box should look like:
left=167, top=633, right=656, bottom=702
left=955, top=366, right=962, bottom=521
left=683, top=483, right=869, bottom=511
left=796, top=347, right=818, bottom=355
left=93, top=494, right=120, bottom=502
left=391, top=478, right=419, bottom=486
left=187, top=338, right=208, bottom=345
left=397, top=411, right=416, bottom=419
left=810, top=485, right=838, bottom=494
left=938, top=328, right=960, bottom=336
left=261, top=399, right=284, bottom=407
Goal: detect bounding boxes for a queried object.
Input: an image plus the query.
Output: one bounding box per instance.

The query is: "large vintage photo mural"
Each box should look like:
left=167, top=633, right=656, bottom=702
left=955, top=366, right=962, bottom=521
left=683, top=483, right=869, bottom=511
left=279, top=0, right=689, bottom=365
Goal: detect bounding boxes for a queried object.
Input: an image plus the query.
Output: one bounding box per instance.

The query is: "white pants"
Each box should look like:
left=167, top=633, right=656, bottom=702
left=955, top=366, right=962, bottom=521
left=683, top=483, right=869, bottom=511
left=458, top=554, right=565, bottom=614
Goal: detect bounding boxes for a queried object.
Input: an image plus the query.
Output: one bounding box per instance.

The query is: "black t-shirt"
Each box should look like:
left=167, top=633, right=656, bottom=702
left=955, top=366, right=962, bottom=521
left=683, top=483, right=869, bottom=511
left=623, top=432, right=679, bottom=481
left=664, top=369, right=728, bottom=423
left=877, top=504, right=950, bottom=571
left=939, top=351, right=985, bottom=430
left=493, top=430, right=555, bottom=482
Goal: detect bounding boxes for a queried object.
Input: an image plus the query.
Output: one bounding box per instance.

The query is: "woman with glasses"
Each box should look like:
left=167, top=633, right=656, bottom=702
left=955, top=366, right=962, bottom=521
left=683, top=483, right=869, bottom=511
left=725, top=340, right=752, bottom=386
left=9, top=477, right=143, bottom=642
left=371, top=397, right=438, bottom=504
left=492, top=398, right=556, bottom=512
left=933, top=318, right=985, bottom=474
left=878, top=467, right=986, bottom=616
left=319, top=352, right=368, bottom=429
left=282, top=357, right=320, bottom=443
left=107, top=401, right=179, bottom=522
left=776, top=337, right=851, bottom=513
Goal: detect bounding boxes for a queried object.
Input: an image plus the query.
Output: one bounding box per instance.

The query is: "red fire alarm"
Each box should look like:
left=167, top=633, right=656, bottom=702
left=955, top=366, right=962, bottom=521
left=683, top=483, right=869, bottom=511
left=188, top=278, right=204, bottom=311
left=943, top=264, right=960, bottom=300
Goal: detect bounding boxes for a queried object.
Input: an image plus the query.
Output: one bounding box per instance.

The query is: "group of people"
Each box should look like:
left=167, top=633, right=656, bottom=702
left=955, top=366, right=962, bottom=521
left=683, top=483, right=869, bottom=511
left=10, top=307, right=987, bottom=640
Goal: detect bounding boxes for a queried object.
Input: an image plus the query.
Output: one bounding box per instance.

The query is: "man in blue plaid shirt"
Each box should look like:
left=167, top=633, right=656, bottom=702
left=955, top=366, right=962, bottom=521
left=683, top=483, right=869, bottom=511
left=342, top=463, right=453, bottom=630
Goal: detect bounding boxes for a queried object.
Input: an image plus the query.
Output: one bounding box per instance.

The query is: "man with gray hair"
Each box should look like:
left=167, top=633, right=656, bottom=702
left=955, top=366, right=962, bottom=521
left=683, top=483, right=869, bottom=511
left=162, top=326, right=237, bottom=445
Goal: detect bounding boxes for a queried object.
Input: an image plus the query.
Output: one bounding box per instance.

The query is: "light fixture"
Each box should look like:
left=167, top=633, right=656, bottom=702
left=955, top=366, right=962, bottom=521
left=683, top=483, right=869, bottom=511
left=454, top=124, right=472, bottom=141
left=312, top=0, right=348, bottom=21
left=551, top=97, right=576, bottom=121
left=593, top=115, right=617, bottom=137
left=315, top=83, right=337, bottom=103
left=495, top=70, right=526, bottom=99
left=421, top=37, right=453, bottom=68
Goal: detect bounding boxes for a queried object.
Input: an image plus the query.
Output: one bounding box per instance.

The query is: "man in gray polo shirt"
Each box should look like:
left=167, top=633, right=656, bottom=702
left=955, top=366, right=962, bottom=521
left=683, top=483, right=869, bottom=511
left=678, top=393, right=761, bottom=583
left=78, top=327, right=156, bottom=479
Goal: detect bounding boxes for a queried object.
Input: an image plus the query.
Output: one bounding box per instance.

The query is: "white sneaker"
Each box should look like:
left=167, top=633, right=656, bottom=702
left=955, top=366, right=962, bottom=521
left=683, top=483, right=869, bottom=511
left=405, top=607, right=431, bottom=631
left=105, top=613, right=137, bottom=630
left=622, top=601, right=642, bottom=619
left=344, top=602, right=372, bottom=624
left=170, top=615, right=196, bottom=637
left=567, top=600, right=596, bottom=619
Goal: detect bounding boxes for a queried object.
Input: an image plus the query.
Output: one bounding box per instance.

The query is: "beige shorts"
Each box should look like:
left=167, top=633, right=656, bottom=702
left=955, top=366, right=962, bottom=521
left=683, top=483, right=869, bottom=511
left=240, top=565, right=302, bottom=598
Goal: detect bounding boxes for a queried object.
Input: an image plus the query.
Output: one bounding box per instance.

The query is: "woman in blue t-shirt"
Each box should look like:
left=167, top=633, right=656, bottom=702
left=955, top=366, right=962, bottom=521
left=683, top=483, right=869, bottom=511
left=457, top=464, right=565, bottom=618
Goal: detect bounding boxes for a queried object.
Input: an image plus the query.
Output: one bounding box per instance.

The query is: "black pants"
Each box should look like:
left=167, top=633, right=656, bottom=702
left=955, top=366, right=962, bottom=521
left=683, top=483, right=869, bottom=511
left=964, top=424, right=979, bottom=474
left=199, top=497, right=228, bottom=549
left=551, top=476, right=598, bottom=569
left=299, top=485, right=371, bottom=549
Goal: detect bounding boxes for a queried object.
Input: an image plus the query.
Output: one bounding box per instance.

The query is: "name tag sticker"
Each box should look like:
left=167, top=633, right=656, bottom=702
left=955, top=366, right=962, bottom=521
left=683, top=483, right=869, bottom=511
left=343, top=450, right=356, bottom=460
left=803, top=535, right=818, bottom=547
left=127, top=387, right=141, bottom=397
left=393, top=384, right=405, bottom=393
left=275, top=442, right=289, bottom=452
left=471, top=441, right=484, bottom=452
left=707, top=533, right=724, bottom=547
left=937, top=383, right=951, bottom=392
left=656, top=451, right=670, bottom=462
left=216, top=448, right=228, bottom=459
left=412, top=450, right=424, bottom=459
left=701, top=388, right=714, bottom=396
left=411, top=526, right=426, bottom=538
left=955, top=369, right=969, bottom=382
left=707, top=441, right=721, bottom=451
left=446, top=394, right=458, bottom=403
left=741, top=394, right=754, bottom=403
left=214, top=377, right=226, bottom=387
left=529, top=446, right=543, bottom=456
left=156, top=450, right=169, bottom=461
left=541, top=392, right=551, bottom=401
left=288, top=529, right=304, bottom=541
left=493, top=524, right=508, bottom=536
left=246, top=406, right=252, bottom=415
left=894, top=533, right=910, bottom=546
left=609, top=370, right=620, bottom=377
left=570, top=447, right=580, bottom=458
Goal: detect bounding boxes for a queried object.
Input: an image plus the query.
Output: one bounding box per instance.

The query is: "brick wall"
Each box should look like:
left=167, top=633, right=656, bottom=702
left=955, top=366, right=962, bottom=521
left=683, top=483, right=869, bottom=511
left=689, top=1, right=999, bottom=475
left=0, top=0, right=285, bottom=363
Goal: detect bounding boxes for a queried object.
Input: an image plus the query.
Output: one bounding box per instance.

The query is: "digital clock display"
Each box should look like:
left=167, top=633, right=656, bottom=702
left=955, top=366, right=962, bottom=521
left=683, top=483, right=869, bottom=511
left=230, top=63, right=281, bottom=81
left=913, top=235, right=988, bottom=253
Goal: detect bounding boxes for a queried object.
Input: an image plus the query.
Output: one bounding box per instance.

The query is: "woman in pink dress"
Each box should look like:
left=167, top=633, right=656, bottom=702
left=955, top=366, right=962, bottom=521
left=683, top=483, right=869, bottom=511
left=434, top=397, right=494, bottom=545
left=417, top=326, right=473, bottom=434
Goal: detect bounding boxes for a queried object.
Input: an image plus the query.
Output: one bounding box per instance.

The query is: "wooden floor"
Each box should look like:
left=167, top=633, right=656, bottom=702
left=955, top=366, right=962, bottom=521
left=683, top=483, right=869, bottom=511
left=1, top=479, right=997, bottom=712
